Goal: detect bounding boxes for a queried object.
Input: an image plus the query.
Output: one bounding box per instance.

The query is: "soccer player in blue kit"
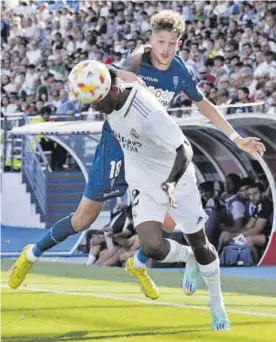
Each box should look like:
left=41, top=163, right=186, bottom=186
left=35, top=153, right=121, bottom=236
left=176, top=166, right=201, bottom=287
left=9, top=10, right=265, bottom=330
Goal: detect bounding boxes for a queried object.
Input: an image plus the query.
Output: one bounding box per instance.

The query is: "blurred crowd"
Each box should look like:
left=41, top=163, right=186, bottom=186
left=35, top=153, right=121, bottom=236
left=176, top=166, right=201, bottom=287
left=84, top=173, right=273, bottom=267
left=1, top=0, right=276, bottom=118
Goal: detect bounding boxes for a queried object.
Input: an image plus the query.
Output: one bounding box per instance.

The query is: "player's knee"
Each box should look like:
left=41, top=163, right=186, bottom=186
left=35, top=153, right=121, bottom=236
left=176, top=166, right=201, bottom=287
left=71, top=213, right=92, bottom=232
left=142, top=241, right=166, bottom=260
left=187, top=230, right=217, bottom=259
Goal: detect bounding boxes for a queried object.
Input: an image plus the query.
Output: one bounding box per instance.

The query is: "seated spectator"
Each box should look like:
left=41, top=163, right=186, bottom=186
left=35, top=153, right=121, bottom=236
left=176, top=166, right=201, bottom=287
left=56, top=90, right=77, bottom=117
left=221, top=183, right=273, bottom=262
left=238, top=177, right=256, bottom=204
left=85, top=203, right=136, bottom=266
left=199, top=181, right=221, bottom=248
left=233, top=87, right=253, bottom=113
left=220, top=174, right=246, bottom=241
left=85, top=231, right=106, bottom=265
left=258, top=174, right=272, bottom=200
left=199, top=181, right=220, bottom=210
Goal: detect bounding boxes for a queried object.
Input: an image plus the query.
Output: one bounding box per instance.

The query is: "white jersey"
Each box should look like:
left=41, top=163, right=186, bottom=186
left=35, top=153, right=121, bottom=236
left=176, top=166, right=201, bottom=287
left=107, top=85, right=207, bottom=232
left=107, top=85, right=193, bottom=197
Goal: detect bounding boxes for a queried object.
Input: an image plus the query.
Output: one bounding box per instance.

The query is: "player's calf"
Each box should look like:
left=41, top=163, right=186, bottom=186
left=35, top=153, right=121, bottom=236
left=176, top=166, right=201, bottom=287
left=186, top=228, right=230, bottom=330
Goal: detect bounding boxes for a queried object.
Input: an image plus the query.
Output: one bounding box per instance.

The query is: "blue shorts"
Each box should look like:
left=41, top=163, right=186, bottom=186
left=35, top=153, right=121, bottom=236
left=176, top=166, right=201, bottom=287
left=84, top=120, right=128, bottom=202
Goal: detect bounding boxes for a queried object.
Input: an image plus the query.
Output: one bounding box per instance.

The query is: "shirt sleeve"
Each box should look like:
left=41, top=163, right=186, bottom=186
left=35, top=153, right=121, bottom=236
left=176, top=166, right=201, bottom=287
left=231, top=200, right=245, bottom=220
left=180, top=67, right=204, bottom=102
left=146, top=109, right=185, bottom=152
left=257, top=201, right=273, bottom=220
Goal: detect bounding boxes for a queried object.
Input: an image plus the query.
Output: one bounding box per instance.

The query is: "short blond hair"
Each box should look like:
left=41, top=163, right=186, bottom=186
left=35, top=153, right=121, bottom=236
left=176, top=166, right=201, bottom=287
left=150, top=10, right=185, bottom=38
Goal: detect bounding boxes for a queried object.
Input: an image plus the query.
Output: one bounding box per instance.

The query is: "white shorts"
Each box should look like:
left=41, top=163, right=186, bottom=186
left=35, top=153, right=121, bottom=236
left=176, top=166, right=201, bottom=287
left=130, top=164, right=208, bottom=235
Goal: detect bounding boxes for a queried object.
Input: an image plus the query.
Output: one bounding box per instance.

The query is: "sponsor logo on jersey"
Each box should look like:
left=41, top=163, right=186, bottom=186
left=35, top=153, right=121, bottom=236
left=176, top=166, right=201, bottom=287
left=114, top=132, right=142, bottom=153
left=130, top=128, right=139, bottom=139
left=103, top=189, right=120, bottom=198
left=138, top=75, right=159, bottom=83
left=147, top=86, right=175, bottom=109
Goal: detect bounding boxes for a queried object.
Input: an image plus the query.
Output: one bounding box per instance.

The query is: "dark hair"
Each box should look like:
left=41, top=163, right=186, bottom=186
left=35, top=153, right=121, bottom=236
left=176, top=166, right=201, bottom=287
left=264, top=51, right=275, bottom=58
left=240, top=177, right=255, bottom=188
left=191, top=42, right=199, bottom=48
left=253, top=43, right=261, bottom=50
left=214, top=55, right=225, bottom=63
left=205, top=58, right=214, bottom=67
left=226, top=173, right=242, bottom=189
left=249, top=182, right=265, bottom=192
left=243, top=43, right=252, bottom=49
left=40, top=105, right=52, bottom=115
left=199, top=181, right=214, bottom=193
left=239, top=87, right=250, bottom=96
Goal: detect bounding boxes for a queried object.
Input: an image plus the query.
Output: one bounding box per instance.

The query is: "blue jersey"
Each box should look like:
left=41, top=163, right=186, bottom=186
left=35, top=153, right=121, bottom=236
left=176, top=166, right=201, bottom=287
left=84, top=120, right=128, bottom=201
left=137, top=52, right=203, bottom=108
left=85, top=52, right=203, bottom=202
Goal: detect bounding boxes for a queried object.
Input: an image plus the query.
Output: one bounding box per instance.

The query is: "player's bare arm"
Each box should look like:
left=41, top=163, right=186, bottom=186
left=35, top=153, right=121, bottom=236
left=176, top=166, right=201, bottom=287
left=194, top=97, right=266, bottom=159
left=162, top=144, right=191, bottom=208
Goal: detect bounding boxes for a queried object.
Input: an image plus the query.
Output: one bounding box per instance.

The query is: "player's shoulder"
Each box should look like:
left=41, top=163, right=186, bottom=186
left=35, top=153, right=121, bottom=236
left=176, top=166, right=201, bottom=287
left=135, top=85, right=167, bottom=115
left=171, top=56, right=194, bottom=76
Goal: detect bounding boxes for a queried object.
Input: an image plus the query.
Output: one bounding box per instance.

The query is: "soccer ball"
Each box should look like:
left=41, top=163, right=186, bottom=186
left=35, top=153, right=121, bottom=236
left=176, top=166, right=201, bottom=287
left=68, top=60, right=111, bottom=104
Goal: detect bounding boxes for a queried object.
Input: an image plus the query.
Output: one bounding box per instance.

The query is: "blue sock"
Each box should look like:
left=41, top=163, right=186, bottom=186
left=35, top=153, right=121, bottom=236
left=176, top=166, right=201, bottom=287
left=33, top=215, right=77, bottom=257
left=137, top=248, right=148, bottom=264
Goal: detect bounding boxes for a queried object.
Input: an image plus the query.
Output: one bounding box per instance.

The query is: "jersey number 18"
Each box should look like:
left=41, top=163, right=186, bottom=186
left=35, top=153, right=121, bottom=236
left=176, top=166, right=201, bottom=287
left=109, top=160, right=122, bottom=179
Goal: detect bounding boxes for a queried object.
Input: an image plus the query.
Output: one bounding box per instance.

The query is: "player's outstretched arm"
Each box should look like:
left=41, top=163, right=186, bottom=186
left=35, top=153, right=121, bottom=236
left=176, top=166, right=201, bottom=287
left=117, top=45, right=148, bottom=86
left=120, top=44, right=150, bottom=72
left=194, top=97, right=266, bottom=160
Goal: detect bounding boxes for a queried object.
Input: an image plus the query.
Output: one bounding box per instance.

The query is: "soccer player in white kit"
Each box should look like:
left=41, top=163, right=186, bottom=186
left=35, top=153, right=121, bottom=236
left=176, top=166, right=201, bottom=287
left=91, top=64, right=232, bottom=330
left=91, top=62, right=265, bottom=331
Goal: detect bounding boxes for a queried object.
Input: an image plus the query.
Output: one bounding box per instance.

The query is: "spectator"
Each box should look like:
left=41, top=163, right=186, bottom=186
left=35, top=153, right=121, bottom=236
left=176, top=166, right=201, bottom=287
left=216, top=89, right=230, bottom=115
left=255, top=51, right=276, bottom=78
left=26, top=40, right=41, bottom=65
left=1, top=0, right=275, bottom=117
left=85, top=203, right=137, bottom=266
left=240, top=67, right=257, bottom=98
left=199, top=181, right=220, bottom=210
left=238, top=177, right=256, bottom=204
left=220, top=174, right=246, bottom=240
left=222, top=183, right=273, bottom=263
left=217, top=75, right=230, bottom=90
left=232, top=87, right=253, bottom=113
left=56, top=90, right=77, bottom=116
left=1, top=95, right=11, bottom=116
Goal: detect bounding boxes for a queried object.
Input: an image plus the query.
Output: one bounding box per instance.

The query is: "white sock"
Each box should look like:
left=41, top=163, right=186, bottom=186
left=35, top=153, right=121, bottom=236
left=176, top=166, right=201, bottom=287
left=198, top=258, right=223, bottom=301
left=133, top=252, right=146, bottom=268
left=26, top=246, right=39, bottom=262
left=160, top=239, right=193, bottom=263
left=85, top=254, right=96, bottom=265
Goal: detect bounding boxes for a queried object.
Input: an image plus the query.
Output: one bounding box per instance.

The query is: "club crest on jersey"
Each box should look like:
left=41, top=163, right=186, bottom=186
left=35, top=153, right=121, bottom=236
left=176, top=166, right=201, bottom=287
left=130, top=128, right=139, bottom=139
left=173, top=76, right=179, bottom=89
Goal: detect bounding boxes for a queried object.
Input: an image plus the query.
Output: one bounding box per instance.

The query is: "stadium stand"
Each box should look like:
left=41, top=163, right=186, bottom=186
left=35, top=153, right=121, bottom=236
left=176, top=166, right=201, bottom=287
left=1, top=0, right=276, bottom=118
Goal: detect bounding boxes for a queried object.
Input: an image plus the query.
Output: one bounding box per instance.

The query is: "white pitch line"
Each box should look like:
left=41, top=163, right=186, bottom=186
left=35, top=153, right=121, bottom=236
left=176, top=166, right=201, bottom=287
left=1, top=285, right=276, bottom=318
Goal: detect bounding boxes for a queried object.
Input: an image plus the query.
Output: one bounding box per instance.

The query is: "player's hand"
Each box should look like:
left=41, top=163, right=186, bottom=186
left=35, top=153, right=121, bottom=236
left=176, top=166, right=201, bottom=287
left=234, top=136, right=266, bottom=160
left=161, top=181, right=178, bottom=208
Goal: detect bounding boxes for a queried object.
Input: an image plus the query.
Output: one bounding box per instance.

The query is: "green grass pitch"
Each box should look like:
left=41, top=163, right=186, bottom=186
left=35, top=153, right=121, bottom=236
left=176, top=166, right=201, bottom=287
left=1, top=259, right=276, bottom=341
